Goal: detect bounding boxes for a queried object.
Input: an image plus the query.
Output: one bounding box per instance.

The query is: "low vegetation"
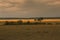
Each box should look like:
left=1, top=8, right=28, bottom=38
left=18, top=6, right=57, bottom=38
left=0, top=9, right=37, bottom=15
left=0, top=19, right=60, bottom=25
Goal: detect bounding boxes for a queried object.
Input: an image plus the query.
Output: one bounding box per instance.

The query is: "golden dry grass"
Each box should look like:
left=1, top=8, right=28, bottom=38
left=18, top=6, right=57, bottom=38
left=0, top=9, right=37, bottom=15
left=0, top=25, right=60, bottom=40
left=41, top=19, right=60, bottom=22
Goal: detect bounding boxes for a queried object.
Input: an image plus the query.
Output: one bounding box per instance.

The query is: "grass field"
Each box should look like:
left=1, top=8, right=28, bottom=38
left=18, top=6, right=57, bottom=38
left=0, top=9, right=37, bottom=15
left=0, top=25, right=60, bottom=40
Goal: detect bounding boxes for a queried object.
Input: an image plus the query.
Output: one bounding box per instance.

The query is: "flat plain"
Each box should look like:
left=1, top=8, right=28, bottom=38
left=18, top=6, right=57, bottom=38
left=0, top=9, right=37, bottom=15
left=0, top=25, right=60, bottom=40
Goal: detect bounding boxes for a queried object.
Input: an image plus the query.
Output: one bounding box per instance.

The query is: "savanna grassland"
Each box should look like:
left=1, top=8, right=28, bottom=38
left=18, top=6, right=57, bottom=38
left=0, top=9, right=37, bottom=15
left=0, top=25, right=60, bottom=40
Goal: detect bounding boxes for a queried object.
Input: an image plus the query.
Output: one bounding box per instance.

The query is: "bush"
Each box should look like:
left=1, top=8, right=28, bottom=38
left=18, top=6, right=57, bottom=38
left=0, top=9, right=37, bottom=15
left=17, top=21, right=23, bottom=24
left=5, top=21, right=9, bottom=25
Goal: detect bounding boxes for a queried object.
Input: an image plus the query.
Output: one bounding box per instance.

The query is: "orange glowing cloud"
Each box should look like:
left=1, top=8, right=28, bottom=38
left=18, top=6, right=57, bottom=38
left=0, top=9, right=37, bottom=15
left=9, top=0, right=26, bottom=3
left=34, top=0, right=60, bottom=6
left=0, top=0, right=26, bottom=8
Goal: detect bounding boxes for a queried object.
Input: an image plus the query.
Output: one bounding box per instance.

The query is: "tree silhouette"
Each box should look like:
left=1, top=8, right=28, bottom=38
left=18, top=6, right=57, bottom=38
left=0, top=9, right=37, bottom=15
left=17, top=20, right=23, bottom=24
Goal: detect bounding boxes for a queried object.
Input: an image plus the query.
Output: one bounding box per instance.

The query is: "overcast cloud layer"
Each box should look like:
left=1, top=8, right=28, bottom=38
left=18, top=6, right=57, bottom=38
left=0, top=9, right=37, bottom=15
left=0, top=0, right=60, bottom=18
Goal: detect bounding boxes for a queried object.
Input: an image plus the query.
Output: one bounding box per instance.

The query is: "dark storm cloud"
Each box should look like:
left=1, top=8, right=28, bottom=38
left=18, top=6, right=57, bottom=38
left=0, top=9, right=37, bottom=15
left=0, top=0, right=60, bottom=18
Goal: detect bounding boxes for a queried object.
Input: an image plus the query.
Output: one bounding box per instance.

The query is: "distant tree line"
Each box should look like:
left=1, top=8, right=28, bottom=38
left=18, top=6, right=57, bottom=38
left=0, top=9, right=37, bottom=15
left=2, top=18, right=60, bottom=25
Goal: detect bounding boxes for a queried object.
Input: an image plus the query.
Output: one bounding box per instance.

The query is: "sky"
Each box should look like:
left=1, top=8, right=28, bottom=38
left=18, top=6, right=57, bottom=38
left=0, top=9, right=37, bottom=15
left=0, top=0, right=60, bottom=18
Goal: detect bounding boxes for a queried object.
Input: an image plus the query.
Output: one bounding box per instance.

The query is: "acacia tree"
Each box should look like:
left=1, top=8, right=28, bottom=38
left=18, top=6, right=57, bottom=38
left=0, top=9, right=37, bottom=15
left=17, top=20, right=23, bottom=24
left=27, top=21, right=30, bottom=24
